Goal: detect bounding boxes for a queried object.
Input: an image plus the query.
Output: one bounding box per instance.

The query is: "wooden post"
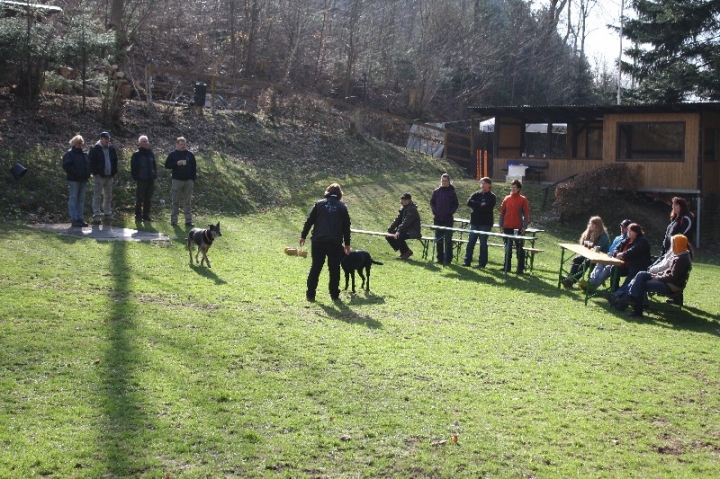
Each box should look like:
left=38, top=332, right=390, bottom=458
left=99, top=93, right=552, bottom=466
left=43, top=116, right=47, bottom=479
left=381, top=113, right=386, bottom=142
left=210, top=76, right=216, bottom=114
left=326, top=99, right=332, bottom=128
left=470, top=116, right=476, bottom=170
left=145, top=65, right=153, bottom=105
left=484, top=150, right=489, bottom=179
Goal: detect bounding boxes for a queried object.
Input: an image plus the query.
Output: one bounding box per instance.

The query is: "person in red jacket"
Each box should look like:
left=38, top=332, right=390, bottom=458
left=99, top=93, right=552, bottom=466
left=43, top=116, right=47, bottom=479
left=498, top=179, right=530, bottom=274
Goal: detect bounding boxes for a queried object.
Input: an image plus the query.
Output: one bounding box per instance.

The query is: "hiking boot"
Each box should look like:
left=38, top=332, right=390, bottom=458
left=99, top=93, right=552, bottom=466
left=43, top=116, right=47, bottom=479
left=578, top=279, right=588, bottom=291
left=306, top=293, right=315, bottom=303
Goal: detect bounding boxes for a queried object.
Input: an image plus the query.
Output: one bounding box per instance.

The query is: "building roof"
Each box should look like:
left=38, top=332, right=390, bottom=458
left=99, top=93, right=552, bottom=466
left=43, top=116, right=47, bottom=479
left=0, top=0, right=62, bottom=19
left=468, top=102, right=720, bottom=123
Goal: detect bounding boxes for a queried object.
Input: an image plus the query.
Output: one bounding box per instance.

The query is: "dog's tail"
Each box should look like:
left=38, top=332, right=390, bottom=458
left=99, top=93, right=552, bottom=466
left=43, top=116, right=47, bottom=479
left=372, top=260, right=384, bottom=265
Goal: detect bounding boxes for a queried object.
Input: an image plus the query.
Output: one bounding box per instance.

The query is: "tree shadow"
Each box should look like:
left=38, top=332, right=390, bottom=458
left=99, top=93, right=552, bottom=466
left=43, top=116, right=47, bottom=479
left=317, top=301, right=383, bottom=329
left=100, top=240, right=148, bottom=475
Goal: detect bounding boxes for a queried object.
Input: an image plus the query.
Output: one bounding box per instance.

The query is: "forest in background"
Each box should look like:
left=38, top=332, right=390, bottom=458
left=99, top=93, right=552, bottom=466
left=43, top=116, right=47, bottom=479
left=1, top=0, right=718, bottom=122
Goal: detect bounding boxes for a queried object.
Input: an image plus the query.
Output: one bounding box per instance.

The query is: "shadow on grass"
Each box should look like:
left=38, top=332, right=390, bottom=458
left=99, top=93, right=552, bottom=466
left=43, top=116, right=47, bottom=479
left=189, top=263, right=228, bottom=285
left=318, top=301, right=383, bottom=329
left=599, top=298, right=719, bottom=336
left=101, top=240, right=148, bottom=476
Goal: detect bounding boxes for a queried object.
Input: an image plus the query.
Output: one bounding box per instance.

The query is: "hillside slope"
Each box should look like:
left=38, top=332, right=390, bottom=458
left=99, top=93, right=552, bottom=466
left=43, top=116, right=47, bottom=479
left=0, top=95, right=465, bottom=223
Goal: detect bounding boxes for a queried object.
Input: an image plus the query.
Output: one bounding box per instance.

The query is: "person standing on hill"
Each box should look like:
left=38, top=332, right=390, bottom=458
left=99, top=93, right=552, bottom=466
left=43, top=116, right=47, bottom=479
left=386, top=193, right=421, bottom=259
left=430, top=173, right=459, bottom=266
left=498, top=179, right=530, bottom=274
left=130, top=135, right=157, bottom=222
left=62, top=135, right=91, bottom=227
left=165, top=136, right=197, bottom=227
left=89, top=132, right=119, bottom=223
left=300, top=183, right=352, bottom=302
left=463, top=177, right=496, bottom=268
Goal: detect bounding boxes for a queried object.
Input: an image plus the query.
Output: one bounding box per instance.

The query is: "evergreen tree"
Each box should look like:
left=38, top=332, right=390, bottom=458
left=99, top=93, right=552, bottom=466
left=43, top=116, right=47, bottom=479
left=623, top=0, right=720, bottom=102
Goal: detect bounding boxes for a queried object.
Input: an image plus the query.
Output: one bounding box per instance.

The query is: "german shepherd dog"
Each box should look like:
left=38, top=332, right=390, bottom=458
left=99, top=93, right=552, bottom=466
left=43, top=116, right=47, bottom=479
left=187, top=222, right=222, bottom=267
left=341, top=250, right=383, bottom=293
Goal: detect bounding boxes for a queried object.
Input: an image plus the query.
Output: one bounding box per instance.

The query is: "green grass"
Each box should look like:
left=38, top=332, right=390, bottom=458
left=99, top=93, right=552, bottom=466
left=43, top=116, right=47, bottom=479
left=1, top=173, right=719, bottom=478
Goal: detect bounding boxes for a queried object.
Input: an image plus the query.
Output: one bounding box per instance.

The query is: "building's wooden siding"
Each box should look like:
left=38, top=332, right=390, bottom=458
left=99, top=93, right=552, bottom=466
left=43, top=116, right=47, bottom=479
left=603, top=113, right=699, bottom=191
left=492, top=112, right=712, bottom=193
left=701, top=112, right=720, bottom=193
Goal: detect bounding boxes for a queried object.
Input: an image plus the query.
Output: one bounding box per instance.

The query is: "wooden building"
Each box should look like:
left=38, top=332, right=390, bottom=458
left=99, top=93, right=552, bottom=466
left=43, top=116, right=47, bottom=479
left=469, top=103, right=720, bottom=197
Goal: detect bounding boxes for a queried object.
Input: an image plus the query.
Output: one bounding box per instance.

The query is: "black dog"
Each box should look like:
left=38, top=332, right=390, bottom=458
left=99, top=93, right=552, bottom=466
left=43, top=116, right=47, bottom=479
left=341, top=250, right=383, bottom=293
left=187, top=222, right=222, bottom=267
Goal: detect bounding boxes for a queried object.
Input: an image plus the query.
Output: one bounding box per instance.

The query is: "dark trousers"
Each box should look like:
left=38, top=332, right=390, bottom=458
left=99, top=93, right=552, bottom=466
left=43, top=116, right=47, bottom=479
left=434, top=219, right=454, bottom=264
left=135, top=180, right=155, bottom=218
left=464, top=223, right=492, bottom=266
left=386, top=232, right=412, bottom=254
left=306, top=241, right=343, bottom=299
left=502, top=228, right=525, bottom=273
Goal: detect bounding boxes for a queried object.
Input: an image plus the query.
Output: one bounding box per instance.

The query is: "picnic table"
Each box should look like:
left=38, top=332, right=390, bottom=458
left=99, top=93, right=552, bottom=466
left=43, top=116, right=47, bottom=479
left=557, top=242, right=624, bottom=305
left=425, top=224, right=538, bottom=276
left=447, top=218, right=545, bottom=270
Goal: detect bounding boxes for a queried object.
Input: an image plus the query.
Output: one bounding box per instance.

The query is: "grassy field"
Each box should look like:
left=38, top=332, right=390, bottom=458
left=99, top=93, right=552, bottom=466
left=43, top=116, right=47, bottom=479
left=1, top=172, right=719, bottom=478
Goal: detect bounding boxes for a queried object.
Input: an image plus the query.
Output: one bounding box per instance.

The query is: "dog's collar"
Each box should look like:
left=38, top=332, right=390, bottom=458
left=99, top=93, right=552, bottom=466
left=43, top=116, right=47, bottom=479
left=204, top=230, right=214, bottom=244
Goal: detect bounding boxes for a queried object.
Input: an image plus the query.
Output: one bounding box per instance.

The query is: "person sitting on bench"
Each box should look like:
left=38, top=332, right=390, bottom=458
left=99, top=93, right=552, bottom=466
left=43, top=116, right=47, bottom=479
left=386, top=193, right=422, bottom=260
left=562, top=216, right=610, bottom=288
left=613, top=234, right=693, bottom=317
left=584, top=218, right=631, bottom=291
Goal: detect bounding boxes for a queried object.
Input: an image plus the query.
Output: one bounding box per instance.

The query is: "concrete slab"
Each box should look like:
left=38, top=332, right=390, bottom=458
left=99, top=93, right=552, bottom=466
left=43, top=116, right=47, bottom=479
left=31, top=223, right=172, bottom=242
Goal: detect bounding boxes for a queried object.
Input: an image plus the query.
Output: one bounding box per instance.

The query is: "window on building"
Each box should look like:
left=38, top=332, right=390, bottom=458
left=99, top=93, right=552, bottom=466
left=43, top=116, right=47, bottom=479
left=617, top=122, right=685, bottom=161
left=704, top=128, right=718, bottom=162
left=586, top=127, right=603, bottom=159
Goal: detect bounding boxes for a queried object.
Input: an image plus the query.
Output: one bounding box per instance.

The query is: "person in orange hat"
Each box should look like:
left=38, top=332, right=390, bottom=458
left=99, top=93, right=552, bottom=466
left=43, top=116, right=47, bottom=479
left=617, top=234, right=693, bottom=317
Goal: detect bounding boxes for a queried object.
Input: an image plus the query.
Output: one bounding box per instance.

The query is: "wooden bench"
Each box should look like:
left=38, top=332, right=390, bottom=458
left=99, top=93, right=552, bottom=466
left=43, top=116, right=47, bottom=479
left=420, top=235, right=543, bottom=272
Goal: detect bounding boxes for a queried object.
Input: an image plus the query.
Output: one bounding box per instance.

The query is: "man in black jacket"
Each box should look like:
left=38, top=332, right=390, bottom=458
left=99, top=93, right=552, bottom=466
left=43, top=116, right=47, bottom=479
left=89, top=132, right=119, bottom=223
left=300, top=183, right=351, bottom=302
left=130, top=135, right=157, bottom=221
left=463, top=177, right=497, bottom=267
left=165, top=137, right=197, bottom=226
left=386, top=193, right=421, bottom=259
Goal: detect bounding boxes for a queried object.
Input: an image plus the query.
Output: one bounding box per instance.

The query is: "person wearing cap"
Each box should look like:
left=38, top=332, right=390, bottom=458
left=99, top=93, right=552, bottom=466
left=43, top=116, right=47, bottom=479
left=585, top=219, right=632, bottom=290
left=62, top=135, right=91, bottom=227
left=463, top=177, right=496, bottom=267
left=614, top=234, right=693, bottom=316
left=386, top=193, right=421, bottom=259
left=88, top=132, right=119, bottom=223
left=165, top=136, right=197, bottom=226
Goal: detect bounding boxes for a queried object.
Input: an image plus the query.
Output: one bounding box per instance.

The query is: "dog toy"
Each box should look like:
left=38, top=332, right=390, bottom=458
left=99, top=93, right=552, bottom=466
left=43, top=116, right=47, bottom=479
left=284, top=247, right=307, bottom=258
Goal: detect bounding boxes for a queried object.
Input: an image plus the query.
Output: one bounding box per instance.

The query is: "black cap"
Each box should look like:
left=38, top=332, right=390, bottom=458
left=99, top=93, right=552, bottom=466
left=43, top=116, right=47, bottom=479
left=401, top=193, right=412, bottom=200
left=100, top=132, right=111, bottom=139
left=620, top=219, right=632, bottom=227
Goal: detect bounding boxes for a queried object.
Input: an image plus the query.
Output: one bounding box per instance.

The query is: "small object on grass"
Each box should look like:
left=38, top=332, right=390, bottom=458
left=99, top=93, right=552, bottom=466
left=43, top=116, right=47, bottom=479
left=451, top=434, right=458, bottom=444
left=340, top=434, right=351, bottom=441
left=284, top=247, right=307, bottom=258
left=430, top=439, right=447, bottom=446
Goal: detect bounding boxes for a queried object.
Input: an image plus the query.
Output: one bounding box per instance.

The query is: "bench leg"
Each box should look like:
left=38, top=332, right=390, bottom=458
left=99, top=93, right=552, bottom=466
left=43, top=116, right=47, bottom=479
left=420, top=239, right=429, bottom=260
